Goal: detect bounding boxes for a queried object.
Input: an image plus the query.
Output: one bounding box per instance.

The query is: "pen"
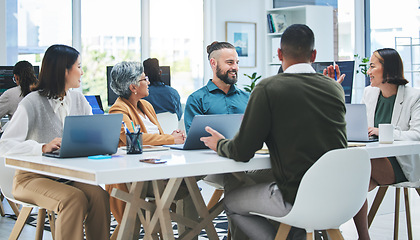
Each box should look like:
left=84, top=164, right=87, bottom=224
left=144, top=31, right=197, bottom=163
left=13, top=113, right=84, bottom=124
left=134, top=124, right=142, bottom=151
left=333, top=61, right=337, bottom=81
left=122, top=122, right=130, bottom=134
left=131, top=121, right=136, bottom=133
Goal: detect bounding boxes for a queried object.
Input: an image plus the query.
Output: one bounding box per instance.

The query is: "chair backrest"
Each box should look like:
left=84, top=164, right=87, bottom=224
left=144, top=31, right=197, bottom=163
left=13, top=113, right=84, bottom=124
left=282, top=148, right=370, bottom=230
left=156, top=112, right=179, bottom=134
left=0, top=157, right=17, bottom=201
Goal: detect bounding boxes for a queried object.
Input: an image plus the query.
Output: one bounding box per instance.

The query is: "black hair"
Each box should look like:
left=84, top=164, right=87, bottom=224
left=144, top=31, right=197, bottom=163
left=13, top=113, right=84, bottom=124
left=13, top=60, right=38, bottom=97
left=33, top=44, right=80, bottom=99
left=206, top=41, right=235, bottom=60
left=280, top=24, right=315, bottom=61
left=143, top=58, right=162, bottom=85
left=374, top=48, right=408, bottom=85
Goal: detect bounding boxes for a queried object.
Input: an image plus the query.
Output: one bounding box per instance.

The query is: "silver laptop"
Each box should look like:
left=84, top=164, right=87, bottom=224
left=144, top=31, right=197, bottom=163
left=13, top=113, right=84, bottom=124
left=345, top=104, right=378, bottom=142
left=167, top=114, right=244, bottom=150
left=43, top=114, right=123, bottom=158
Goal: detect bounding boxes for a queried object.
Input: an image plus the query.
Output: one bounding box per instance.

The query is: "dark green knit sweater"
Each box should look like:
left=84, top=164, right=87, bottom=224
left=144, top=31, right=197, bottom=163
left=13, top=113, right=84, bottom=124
left=217, top=73, right=347, bottom=204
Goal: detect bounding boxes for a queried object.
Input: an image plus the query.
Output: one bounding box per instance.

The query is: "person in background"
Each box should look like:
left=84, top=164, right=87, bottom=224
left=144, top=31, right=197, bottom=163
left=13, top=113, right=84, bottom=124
left=325, top=48, right=420, bottom=240
left=142, top=58, right=183, bottom=121
left=0, top=60, right=38, bottom=120
left=200, top=24, right=347, bottom=240
left=183, top=41, right=249, bottom=134
left=104, top=62, right=198, bottom=236
left=0, top=44, right=111, bottom=240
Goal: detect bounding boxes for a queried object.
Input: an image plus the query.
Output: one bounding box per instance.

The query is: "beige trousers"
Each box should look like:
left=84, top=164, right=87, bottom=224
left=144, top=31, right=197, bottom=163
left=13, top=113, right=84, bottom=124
left=13, top=170, right=110, bottom=240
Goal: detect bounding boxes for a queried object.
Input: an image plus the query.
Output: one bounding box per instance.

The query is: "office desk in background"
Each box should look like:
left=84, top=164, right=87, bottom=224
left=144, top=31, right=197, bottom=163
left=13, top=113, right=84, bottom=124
left=4, top=141, right=420, bottom=239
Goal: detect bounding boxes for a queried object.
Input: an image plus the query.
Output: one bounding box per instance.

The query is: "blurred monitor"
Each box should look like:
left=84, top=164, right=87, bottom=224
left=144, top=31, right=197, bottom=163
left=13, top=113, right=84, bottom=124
left=0, top=65, right=39, bottom=96
left=160, top=66, right=171, bottom=86
left=85, top=95, right=104, bottom=114
left=312, top=61, right=355, bottom=103
left=107, top=66, right=119, bottom=106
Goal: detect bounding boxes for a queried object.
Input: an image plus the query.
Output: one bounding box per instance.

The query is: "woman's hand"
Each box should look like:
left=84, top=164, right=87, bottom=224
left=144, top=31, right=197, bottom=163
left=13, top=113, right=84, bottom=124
left=171, top=129, right=186, bottom=144
left=368, top=127, right=379, bottom=137
left=200, top=126, right=225, bottom=152
left=323, top=64, right=346, bottom=84
left=42, top=138, right=62, bottom=153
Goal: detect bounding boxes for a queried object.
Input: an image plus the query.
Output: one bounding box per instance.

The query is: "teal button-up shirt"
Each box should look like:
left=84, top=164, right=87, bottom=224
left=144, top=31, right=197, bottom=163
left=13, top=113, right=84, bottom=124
left=184, top=80, right=250, bottom=133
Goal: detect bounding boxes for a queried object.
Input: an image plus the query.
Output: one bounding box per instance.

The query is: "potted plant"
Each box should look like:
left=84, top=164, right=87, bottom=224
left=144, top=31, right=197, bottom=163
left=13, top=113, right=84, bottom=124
left=243, top=72, right=262, bottom=93
left=355, top=54, right=370, bottom=86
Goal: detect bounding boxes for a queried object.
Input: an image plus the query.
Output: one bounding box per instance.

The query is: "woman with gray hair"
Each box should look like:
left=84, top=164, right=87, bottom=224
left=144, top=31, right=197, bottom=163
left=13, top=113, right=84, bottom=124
left=105, top=61, right=186, bottom=224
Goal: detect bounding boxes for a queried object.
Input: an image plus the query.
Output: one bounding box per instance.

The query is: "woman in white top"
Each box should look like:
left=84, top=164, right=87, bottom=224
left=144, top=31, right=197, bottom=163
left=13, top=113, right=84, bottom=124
left=0, top=45, right=111, bottom=240
left=326, top=48, right=420, bottom=240
left=356, top=48, right=420, bottom=240
left=0, top=60, right=38, bottom=120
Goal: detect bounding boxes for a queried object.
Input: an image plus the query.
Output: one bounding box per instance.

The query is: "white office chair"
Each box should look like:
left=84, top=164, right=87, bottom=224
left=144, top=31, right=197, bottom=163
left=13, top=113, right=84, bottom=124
left=251, top=148, right=371, bottom=240
left=0, top=157, right=55, bottom=240
left=1, top=190, right=20, bottom=217
left=368, top=181, right=420, bottom=240
left=156, top=112, right=179, bottom=134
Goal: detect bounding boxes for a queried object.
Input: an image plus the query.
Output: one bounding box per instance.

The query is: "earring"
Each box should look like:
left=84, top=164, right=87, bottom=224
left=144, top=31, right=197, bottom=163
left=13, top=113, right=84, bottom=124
left=134, top=92, right=137, bottom=95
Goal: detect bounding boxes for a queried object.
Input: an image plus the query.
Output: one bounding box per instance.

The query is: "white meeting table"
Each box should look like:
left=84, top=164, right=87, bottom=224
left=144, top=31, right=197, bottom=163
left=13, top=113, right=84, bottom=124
left=4, top=141, right=420, bottom=240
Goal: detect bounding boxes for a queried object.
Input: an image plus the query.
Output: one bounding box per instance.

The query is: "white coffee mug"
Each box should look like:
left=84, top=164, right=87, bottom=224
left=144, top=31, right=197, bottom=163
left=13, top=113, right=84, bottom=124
left=379, top=124, right=394, bottom=144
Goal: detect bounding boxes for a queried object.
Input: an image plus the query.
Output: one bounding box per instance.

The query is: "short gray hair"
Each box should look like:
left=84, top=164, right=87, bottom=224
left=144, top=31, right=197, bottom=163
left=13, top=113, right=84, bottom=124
left=109, top=61, right=144, bottom=99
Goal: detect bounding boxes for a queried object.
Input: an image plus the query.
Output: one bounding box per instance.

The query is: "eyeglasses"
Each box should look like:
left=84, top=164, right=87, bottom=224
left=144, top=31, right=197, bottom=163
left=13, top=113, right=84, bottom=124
left=139, top=76, right=149, bottom=82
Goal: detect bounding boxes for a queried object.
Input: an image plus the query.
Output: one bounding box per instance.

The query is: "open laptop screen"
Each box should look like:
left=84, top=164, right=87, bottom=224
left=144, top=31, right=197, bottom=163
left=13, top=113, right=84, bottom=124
left=85, top=95, right=104, bottom=114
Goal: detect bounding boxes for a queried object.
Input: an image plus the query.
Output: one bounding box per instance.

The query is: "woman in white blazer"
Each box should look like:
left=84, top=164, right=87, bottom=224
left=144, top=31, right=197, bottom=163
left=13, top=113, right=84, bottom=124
left=354, top=48, right=420, bottom=240
left=362, top=49, right=420, bottom=184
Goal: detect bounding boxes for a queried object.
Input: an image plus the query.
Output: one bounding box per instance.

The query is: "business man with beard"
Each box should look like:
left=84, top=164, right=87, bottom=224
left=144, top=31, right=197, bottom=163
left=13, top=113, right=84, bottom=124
left=184, top=41, right=250, bottom=133
left=184, top=42, right=271, bottom=240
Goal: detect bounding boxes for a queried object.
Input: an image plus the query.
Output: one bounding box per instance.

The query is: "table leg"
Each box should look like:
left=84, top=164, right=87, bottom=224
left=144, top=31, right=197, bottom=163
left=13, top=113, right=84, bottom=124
left=112, top=181, right=154, bottom=240
left=113, top=176, right=226, bottom=240
left=143, top=178, right=183, bottom=240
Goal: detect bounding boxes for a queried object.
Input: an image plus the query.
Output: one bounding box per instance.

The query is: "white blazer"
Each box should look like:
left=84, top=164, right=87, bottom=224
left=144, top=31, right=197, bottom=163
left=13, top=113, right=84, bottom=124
left=362, top=85, right=420, bottom=182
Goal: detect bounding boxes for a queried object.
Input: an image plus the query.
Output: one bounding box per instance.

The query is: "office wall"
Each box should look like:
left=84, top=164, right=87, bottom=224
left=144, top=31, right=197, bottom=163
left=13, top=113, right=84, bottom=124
left=213, top=0, right=267, bottom=86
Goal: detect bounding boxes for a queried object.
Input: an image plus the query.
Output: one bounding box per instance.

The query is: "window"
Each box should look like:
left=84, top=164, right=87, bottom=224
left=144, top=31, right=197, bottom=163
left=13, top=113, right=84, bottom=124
left=150, top=0, right=204, bottom=102
left=17, top=0, right=72, bottom=66
left=81, top=0, right=142, bottom=107
left=369, top=0, right=420, bottom=87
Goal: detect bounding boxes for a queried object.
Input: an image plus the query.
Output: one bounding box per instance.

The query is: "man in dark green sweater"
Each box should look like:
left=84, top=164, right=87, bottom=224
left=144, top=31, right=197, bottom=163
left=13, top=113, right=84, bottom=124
left=201, top=24, right=347, bottom=239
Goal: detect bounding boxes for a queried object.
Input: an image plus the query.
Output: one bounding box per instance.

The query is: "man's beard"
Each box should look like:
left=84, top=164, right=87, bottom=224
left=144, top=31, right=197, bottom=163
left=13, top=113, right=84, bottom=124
left=216, top=65, right=237, bottom=85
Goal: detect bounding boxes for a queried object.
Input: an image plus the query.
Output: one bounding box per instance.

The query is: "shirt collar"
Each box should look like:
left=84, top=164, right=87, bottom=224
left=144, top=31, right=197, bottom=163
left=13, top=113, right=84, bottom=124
left=206, top=79, right=238, bottom=95
left=283, top=63, right=316, bottom=74
left=150, top=82, right=165, bottom=86
left=49, top=91, right=71, bottom=115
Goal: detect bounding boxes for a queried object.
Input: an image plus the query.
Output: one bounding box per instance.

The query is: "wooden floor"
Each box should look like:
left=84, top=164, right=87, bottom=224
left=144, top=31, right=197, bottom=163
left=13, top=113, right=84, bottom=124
left=1, top=182, right=419, bottom=240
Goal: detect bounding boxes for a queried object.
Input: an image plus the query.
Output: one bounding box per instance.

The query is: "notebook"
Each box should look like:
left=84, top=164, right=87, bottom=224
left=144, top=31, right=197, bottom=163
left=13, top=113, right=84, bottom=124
left=345, top=104, right=378, bottom=142
left=43, top=114, right=123, bottom=158
left=167, top=114, right=244, bottom=150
